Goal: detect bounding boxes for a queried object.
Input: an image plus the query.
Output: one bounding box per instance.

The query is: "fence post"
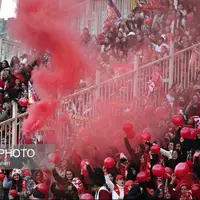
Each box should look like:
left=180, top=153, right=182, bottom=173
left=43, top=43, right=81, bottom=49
left=133, top=54, right=139, bottom=97
left=11, top=101, right=18, bottom=147
left=95, top=68, right=100, bottom=99
left=0, top=38, right=2, bottom=61
left=169, top=40, right=175, bottom=88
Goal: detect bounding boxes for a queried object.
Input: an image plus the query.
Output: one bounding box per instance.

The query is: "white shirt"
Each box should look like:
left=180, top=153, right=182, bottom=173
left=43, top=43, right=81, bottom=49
left=154, top=43, right=169, bottom=53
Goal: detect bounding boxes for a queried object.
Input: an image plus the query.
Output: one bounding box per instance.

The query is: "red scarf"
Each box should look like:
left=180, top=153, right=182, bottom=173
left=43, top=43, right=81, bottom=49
left=114, top=185, right=127, bottom=196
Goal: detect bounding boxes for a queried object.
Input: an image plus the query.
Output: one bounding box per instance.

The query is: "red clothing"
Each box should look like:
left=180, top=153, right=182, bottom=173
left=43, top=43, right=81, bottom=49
left=168, top=184, right=192, bottom=200
left=99, top=190, right=112, bottom=200
left=12, top=72, right=25, bottom=82
left=0, top=80, right=5, bottom=89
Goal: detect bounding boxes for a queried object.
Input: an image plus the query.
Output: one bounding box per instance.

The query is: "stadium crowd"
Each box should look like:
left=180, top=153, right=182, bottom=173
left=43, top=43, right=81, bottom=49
left=81, top=0, right=200, bottom=79
left=0, top=0, right=200, bottom=199
left=0, top=52, right=45, bottom=122
left=0, top=0, right=200, bottom=118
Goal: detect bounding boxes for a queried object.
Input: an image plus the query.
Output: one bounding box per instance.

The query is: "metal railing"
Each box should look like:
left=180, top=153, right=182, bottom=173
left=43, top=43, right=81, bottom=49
left=1, top=42, right=200, bottom=148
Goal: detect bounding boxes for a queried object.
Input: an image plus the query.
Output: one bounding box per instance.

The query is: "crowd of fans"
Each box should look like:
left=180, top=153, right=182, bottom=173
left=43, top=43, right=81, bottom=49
left=1, top=0, right=200, bottom=116
left=0, top=0, right=200, bottom=200
left=80, top=0, right=200, bottom=81
left=0, top=95, right=200, bottom=200
left=0, top=52, right=46, bottom=122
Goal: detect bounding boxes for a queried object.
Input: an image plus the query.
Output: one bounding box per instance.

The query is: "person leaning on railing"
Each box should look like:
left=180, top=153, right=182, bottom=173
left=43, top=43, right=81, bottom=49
left=0, top=102, right=11, bottom=122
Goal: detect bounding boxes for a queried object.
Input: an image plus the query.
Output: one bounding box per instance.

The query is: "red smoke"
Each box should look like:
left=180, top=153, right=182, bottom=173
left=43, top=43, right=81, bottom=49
left=8, top=0, right=91, bottom=136
left=8, top=0, right=167, bottom=166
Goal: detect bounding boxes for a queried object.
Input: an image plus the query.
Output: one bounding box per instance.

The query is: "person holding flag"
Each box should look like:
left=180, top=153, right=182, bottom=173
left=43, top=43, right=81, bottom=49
left=106, top=0, right=122, bottom=25
left=28, top=81, right=39, bottom=104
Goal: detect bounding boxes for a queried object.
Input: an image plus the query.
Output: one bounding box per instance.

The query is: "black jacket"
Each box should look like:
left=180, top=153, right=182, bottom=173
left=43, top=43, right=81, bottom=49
left=124, top=184, right=160, bottom=200
left=50, top=182, right=79, bottom=200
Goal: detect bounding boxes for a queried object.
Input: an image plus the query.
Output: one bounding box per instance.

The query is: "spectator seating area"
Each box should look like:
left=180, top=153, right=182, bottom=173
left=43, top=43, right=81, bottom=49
left=0, top=0, right=200, bottom=199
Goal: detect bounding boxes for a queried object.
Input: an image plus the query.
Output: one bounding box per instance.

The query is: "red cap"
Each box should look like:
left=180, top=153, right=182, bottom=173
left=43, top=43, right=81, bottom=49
left=116, top=175, right=124, bottom=181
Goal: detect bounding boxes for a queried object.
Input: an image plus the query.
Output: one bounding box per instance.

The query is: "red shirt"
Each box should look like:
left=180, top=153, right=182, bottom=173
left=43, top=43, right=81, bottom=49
left=99, top=190, right=112, bottom=200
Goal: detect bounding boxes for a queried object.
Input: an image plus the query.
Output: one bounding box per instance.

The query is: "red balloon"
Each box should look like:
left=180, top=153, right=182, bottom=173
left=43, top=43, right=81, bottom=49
left=180, top=127, right=191, bottom=139
left=123, top=123, right=133, bottom=134
left=191, top=184, right=200, bottom=197
left=125, top=180, right=134, bottom=187
left=189, top=128, right=197, bottom=140
left=144, top=105, right=154, bottom=115
left=37, top=183, right=49, bottom=194
left=0, top=173, right=5, bottom=181
left=155, top=107, right=165, bottom=119
left=151, top=144, right=160, bottom=154
left=174, top=162, right=189, bottom=178
left=172, top=115, right=184, bottom=126
left=23, top=169, right=31, bottom=177
left=48, top=153, right=61, bottom=165
left=136, top=171, right=148, bottom=183
left=81, top=193, right=94, bottom=200
left=145, top=17, right=152, bottom=25
left=187, top=12, right=194, bottom=21
left=19, top=97, right=29, bottom=107
left=165, top=167, right=173, bottom=176
left=104, top=157, right=115, bottom=169
left=10, top=189, right=18, bottom=197
left=140, top=132, right=151, bottom=141
left=197, top=125, right=200, bottom=133
left=152, top=164, right=165, bottom=177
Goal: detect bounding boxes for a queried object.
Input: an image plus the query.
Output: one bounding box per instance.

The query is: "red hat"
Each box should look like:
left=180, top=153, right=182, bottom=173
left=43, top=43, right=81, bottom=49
left=116, top=175, right=124, bottom=181
left=185, top=160, right=193, bottom=170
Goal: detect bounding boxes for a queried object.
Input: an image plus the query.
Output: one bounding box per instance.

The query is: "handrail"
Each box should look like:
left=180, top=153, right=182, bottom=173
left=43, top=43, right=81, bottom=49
left=0, top=117, right=15, bottom=125
left=174, top=42, right=200, bottom=56
left=2, top=42, right=200, bottom=126
left=0, top=111, right=28, bottom=125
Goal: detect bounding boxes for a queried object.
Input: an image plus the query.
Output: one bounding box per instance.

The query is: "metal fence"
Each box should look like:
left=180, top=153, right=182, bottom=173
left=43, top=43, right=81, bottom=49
left=1, top=42, right=200, bottom=148
left=0, top=37, right=22, bottom=61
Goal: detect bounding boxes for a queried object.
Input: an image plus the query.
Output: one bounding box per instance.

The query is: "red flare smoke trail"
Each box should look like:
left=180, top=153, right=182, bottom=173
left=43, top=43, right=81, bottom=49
left=8, top=0, right=91, bottom=136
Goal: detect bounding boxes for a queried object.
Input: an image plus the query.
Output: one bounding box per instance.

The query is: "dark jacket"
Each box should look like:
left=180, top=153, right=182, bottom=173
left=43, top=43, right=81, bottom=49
left=52, top=169, right=70, bottom=186
left=124, top=138, right=145, bottom=166
left=124, top=184, right=160, bottom=200
left=0, top=109, right=10, bottom=122
left=193, top=138, right=200, bottom=151
left=51, top=182, right=79, bottom=200
left=193, top=156, right=200, bottom=179
left=165, top=159, right=180, bottom=171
